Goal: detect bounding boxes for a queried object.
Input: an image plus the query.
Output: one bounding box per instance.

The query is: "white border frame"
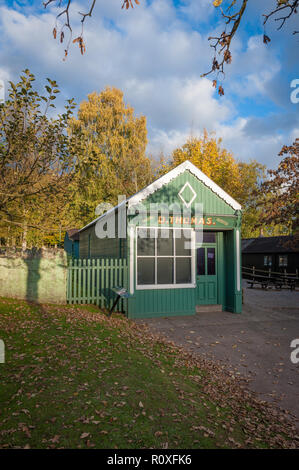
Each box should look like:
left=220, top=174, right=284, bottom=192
left=135, top=226, right=196, bottom=290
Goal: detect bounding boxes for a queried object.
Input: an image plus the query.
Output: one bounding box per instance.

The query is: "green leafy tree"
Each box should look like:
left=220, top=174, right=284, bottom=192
left=0, top=69, right=82, bottom=248
left=235, top=161, right=266, bottom=238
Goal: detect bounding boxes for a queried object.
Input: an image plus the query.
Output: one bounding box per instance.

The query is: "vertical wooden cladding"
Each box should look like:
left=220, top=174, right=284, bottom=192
left=142, top=170, right=236, bottom=216
left=128, top=288, right=196, bottom=319
left=79, top=215, right=127, bottom=260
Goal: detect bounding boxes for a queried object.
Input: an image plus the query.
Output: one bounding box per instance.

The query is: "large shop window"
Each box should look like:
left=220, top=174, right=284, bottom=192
left=136, top=228, right=194, bottom=288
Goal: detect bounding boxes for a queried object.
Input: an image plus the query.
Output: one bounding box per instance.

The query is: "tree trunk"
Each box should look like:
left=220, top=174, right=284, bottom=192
left=22, top=221, right=27, bottom=252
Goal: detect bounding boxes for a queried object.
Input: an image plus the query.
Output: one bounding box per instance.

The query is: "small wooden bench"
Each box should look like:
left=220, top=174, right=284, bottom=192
left=247, top=277, right=295, bottom=291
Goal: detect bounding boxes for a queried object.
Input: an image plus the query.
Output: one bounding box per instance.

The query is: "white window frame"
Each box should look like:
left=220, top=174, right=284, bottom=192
left=135, top=226, right=196, bottom=290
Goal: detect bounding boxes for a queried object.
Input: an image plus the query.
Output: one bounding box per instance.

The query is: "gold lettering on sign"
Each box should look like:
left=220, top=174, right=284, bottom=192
left=157, top=216, right=218, bottom=226
left=216, top=218, right=228, bottom=226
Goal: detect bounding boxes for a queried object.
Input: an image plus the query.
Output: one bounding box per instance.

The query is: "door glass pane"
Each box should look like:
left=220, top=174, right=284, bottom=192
left=197, top=248, right=205, bottom=275
left=203, top=232, right=216, bottom=243
left=137, top=258, right=155, bottom=284
left=207, top=248, right=216, bottom=275
left=157, top=229, right=173, bottom=256
left=196, top=231, right=216, bottom=244
left=137, top=229, right=155, bottom=256
left=157, top=258, right=174, bottom=284
left=176, top=258, right=191, bottom=284
left=175, top=229, right=191, bottom=256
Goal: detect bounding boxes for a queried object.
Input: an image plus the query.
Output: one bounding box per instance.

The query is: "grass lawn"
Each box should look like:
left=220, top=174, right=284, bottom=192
left=0, top=297, right=298, bottom=449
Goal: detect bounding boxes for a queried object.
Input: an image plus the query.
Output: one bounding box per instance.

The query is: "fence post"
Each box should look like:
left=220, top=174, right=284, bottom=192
left=67, top=258, right=72, bottom=303
left=82, top=259, right=86, bottom=303
left=284, top=268, right=287, bottom=285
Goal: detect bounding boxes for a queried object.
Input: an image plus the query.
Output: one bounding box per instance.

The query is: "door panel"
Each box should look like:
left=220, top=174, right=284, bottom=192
left=198, top=282, right=205, bottom=302
left=207, top=282, right=216, bottom=300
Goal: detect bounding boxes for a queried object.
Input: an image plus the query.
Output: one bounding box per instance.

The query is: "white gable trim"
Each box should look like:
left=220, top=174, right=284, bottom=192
left=79, top=160, right=241, bottom=233
left=128, top=160, right=242, bottom=211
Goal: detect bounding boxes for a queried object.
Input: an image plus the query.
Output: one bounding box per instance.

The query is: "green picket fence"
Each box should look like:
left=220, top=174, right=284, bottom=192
left=67, top=258, right=128, bottom=310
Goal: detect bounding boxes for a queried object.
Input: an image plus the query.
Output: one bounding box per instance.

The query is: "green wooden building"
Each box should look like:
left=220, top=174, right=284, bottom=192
left=78, top=160, right=242, bottom=318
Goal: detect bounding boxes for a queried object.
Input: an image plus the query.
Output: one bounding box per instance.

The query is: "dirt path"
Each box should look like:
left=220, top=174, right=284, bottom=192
left=136, top=284, right=299, bottom=429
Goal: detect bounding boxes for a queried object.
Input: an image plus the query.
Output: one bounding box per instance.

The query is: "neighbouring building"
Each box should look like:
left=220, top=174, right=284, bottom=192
left=64, top=229, right=80, bottom=259
left=242, top=235, right=299, bottom=274
left=77, top=160, right=242, bottom=318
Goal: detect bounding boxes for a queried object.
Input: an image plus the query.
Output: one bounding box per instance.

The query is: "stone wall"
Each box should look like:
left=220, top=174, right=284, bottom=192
left=0, top=248, right=67, bottom=303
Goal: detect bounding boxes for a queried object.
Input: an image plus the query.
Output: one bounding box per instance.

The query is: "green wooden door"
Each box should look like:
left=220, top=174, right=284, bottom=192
left=196, top=238, right=217, bottom=305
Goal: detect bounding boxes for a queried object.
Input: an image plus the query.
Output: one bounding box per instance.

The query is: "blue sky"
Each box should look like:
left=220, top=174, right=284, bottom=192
left=0, top=0, right=298, bottom=168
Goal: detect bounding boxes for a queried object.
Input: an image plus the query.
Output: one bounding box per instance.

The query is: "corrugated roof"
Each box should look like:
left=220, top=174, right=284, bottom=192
left=66, top=229, right=80, bottom=241
left=242, top=235, right=298, bottom=254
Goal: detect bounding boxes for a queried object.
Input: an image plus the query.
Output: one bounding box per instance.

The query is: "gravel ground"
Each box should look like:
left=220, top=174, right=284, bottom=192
left=136, top=283, right=299, bottom=428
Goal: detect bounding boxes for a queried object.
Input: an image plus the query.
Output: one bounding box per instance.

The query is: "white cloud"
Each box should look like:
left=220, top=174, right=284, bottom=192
left=0, top=1, right=297, bottom=169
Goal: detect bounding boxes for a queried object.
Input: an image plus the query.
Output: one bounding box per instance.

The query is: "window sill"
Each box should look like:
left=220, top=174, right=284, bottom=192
left=136, top=283, right=196, bottom=290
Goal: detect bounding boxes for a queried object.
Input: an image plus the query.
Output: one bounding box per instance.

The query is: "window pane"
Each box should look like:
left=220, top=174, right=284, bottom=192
left=137, top=258, right=155, bottom=284
left=207, top=248, right=216, bottom=275
left=137, top=229, right=155, bottom=256
left=175, top=229, right=191, bottom=256
left=195, top=231, right=216, bottom=244
left=264, top=255, right=272, bottom=267
left=176, top=258, right=191, bottom=284
left=157, top=258, right=174, bottom=284
left=203, top=232, right=216, bottom=243
left=279, top=255, right=287, bottom=267
left=157, top=229, right=173, bottom=256
left=197, top=248, right=205, bottom=275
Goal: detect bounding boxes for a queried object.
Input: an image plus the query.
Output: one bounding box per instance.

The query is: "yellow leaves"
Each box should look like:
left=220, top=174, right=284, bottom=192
left=122, top=0, right=140, bottom=9
left=171, top=130, right=242, bottom=197
left=213, top=0, right=223, bottom=6
left=73, top=36, right=86, bottom=55
left=68, top=86, right=151, bottom=221
left=223, top=50, right=232, bottom=64
left=218, top=85, right=225, bottom=96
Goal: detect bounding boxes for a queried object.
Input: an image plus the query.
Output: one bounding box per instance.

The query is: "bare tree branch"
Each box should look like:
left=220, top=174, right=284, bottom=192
left=203, top=0, right=298, bottom=96
left=44, top=0, right=140, bottom=58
